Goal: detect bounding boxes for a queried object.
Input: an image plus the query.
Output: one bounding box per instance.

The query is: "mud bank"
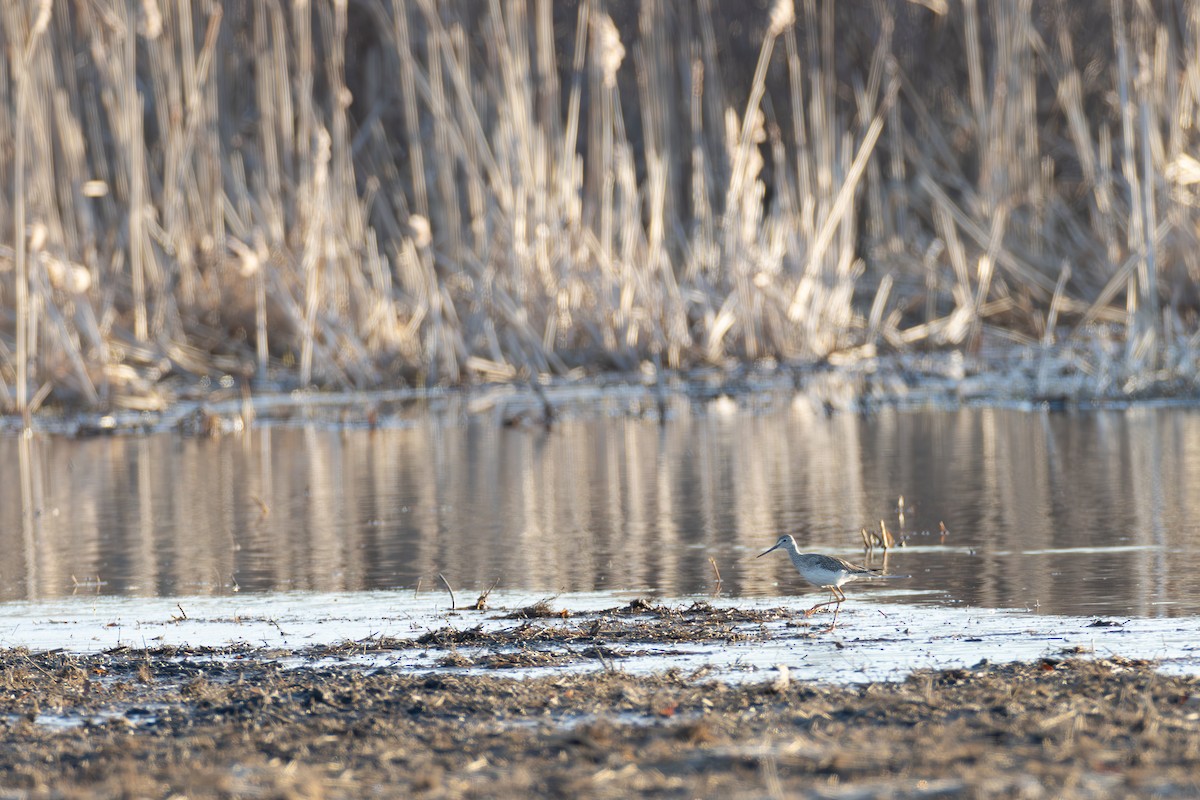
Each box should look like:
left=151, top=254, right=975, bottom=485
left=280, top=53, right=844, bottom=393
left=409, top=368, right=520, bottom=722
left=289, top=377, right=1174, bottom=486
left=2, top=609, right=1200, bottom=798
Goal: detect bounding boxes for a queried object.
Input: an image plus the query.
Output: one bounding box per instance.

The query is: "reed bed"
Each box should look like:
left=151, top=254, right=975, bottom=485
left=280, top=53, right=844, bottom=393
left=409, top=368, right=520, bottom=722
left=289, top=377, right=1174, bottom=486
left=2, top=1, right=1200, bottom=413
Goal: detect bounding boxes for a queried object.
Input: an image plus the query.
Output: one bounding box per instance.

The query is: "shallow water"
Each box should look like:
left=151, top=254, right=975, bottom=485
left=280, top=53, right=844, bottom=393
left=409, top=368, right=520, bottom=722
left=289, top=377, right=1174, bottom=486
left=5, top=401, right=1200, bottom=619
left=2, top=590, right=1198, bottom=685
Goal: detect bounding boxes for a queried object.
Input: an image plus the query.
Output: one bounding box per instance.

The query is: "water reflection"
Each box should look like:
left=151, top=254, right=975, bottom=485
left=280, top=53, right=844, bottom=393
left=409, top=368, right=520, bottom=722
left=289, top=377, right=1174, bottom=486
left=3, top=404, right=1200, bottom=616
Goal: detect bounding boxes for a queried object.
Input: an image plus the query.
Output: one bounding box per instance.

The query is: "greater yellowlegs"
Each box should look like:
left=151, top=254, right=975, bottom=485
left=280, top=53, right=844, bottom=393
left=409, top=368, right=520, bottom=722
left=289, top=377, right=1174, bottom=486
left=757, top=534, right=889, bottom=629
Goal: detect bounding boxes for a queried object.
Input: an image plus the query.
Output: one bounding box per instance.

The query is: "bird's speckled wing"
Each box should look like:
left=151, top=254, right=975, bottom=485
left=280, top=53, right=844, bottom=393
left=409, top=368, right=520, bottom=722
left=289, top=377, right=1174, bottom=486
left=825, top=555, right=880, bottom=575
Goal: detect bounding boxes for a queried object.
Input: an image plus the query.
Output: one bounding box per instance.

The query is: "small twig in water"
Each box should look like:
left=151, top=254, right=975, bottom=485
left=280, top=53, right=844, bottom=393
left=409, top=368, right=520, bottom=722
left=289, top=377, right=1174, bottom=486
left=438, top=572, right=457, bottom=611
left=172, top=604, right=188, bottom=622
left=251, top=495, right=270, bottom=518
left=879, top=519, right=895, bottom=549
left=708, top=557, right=723, bottom=595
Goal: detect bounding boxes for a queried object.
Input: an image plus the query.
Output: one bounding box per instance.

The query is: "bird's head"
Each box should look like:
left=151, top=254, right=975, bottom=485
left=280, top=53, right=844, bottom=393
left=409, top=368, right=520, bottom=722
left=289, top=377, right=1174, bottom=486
left=756, top=534, right=795, bottom=558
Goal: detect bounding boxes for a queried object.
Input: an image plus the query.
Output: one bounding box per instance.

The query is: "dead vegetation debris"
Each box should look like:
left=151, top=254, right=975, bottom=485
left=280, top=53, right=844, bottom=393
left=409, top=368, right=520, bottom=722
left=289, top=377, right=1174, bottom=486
left=369, top=600, right=795, bottom=668
left=502, top=598, right=569, bottom=619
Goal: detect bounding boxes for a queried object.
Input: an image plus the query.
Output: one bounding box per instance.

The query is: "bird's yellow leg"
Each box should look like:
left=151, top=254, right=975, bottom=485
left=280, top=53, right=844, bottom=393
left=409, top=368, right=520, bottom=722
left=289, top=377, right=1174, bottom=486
left=807, top=586, right=850, bottom=623
left=822, top=601, right=842, bottom=632
left=805, top=586, right=842, bottom=616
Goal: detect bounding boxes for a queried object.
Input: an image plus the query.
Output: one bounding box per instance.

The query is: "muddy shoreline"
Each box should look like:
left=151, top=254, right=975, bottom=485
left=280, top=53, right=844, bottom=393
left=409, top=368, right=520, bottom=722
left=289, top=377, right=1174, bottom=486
left=3, top=602, right=1199, bottom=798
left=10, top=347, right=1200, bottom=438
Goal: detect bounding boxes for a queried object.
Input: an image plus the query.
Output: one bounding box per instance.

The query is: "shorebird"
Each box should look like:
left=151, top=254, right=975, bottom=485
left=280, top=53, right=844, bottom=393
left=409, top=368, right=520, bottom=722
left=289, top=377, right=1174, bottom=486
left=757, top=534, right=889, bottom=630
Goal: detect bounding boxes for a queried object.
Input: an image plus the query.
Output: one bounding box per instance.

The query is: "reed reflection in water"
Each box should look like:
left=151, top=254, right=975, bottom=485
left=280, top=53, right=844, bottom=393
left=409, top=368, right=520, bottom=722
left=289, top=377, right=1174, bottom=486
left=3, top=404, right=1200, bottom=616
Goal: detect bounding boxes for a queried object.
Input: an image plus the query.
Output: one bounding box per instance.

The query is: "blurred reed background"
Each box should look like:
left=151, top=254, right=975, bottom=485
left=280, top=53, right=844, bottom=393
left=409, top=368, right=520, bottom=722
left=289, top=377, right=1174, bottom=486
left=2, top=0, right=1200, bottom=414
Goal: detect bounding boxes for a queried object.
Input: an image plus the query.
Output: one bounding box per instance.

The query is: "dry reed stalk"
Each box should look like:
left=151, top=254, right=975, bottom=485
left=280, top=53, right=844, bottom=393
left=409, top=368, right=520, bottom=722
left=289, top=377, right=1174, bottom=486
left=788, top=73, right=898, bottom=320
left=7, top=7, right=34, bottom=416
left=116, top=0, right=149, bottom=345
left=10, top=19, right=31, bottom=419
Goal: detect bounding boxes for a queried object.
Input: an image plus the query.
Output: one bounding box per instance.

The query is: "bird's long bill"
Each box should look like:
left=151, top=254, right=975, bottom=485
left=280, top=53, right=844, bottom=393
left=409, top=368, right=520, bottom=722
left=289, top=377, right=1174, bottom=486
left=756, top=542, right=782, bottom=558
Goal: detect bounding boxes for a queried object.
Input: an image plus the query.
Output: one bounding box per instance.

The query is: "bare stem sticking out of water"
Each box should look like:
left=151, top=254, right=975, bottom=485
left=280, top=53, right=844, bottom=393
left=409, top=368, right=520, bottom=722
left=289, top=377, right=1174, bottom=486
left=862, top=520, right=895, bottom=551
left=708, top=557, right=723, bottom=595
left=437, top=573, right=457, bottom=611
